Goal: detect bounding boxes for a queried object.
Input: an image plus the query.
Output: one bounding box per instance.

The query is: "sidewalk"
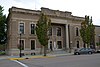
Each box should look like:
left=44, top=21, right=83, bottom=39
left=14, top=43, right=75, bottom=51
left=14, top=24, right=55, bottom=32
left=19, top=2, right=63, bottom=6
left=0, top=52, right=74, bottom=60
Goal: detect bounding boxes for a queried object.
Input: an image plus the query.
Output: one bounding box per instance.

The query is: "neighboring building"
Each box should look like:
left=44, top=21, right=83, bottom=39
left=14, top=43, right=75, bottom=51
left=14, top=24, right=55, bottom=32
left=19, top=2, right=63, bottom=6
left=7, top=7, right=92, bottom=56
left=95, top=25, right=100, bottom=49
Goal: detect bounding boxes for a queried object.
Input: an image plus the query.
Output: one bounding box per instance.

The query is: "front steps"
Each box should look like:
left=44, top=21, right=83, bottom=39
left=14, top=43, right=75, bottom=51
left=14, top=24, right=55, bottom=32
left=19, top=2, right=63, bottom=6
left=48, top=49, right=67, bottom=55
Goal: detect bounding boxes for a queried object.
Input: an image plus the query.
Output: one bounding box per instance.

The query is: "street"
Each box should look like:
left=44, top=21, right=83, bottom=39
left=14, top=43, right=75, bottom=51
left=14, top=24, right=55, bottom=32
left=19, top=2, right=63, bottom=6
left=0, top=59, right=23, bottom=67
left=0, top=54, right=100, bottom=67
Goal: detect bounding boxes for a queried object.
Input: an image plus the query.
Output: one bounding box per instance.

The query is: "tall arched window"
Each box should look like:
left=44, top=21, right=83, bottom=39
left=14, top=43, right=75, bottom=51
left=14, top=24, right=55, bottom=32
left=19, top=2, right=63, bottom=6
left=30, top=24, right=35, bottom=34
left=31, top=40, right=35, bottom=50
left=76, top=27, right=79, bottom=36
left=57, top=27, right=61, bottom=36
left=19, top=23, right=24, bottom=34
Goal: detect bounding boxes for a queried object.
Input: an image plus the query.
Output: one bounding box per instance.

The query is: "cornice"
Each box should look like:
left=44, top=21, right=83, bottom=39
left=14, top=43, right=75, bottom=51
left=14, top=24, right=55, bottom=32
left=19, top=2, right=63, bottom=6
left=9, top=7, right=85, bottom=21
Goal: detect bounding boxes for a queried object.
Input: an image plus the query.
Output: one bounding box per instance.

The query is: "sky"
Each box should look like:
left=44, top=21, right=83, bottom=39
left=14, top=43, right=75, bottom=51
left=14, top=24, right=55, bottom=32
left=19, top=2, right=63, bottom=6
left=0, top=0, right=100, bottom=25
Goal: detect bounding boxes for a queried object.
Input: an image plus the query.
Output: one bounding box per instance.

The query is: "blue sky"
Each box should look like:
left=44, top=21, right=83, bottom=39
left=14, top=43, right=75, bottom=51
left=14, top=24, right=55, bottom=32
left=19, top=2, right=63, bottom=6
left=0, top=0, right=100, bottom=25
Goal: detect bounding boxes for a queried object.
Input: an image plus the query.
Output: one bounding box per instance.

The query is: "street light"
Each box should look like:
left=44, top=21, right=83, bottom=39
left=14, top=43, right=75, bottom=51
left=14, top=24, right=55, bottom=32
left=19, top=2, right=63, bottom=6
left=19, top=32, right=22, bottom=57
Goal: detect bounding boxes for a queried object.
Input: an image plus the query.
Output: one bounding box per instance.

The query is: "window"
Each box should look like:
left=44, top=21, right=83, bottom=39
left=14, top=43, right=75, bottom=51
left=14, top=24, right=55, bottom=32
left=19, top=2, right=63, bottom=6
left=31, top=24, right=35, bottom=34
left=31, top=40, right=35, bottom=50
left=57, top=27, right=61, bottom=36
left=19, top=40, right=24, bottom=50
left=76, top=27, right=79, bottom=36
left=48, top=27, right=52, bottom=36
left=19, top=23, right=24, bottom=34
left=57, top=41, right=62, bottom=49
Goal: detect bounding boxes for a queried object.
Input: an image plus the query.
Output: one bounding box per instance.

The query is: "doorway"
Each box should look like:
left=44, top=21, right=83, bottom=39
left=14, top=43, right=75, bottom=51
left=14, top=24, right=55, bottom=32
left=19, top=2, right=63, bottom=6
left=50, top=41, right=53, bottom=51
left=57, top=41, right=62, bottom=49
left=77, top=41, right=79, bottom=48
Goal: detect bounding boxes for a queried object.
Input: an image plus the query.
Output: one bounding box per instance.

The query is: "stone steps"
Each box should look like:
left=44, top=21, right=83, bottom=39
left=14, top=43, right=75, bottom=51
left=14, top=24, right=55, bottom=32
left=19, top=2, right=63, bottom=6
left=48, top=50, right=67, bottom=55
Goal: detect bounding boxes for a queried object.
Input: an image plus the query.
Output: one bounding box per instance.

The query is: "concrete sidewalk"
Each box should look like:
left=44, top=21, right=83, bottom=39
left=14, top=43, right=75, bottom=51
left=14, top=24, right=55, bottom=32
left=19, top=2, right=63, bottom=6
left=0, top=52, right=74, bottom=60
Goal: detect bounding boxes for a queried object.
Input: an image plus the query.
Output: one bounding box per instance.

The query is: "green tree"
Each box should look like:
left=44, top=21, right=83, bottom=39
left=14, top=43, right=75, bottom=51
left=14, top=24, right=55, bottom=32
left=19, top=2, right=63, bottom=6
left=0, top=5, right=6, bottom=44
left=89, top=17, right=95, bottom=48
left=80, top=15, right=95, bottom=48
left=36, top=13, right=51, bottom=56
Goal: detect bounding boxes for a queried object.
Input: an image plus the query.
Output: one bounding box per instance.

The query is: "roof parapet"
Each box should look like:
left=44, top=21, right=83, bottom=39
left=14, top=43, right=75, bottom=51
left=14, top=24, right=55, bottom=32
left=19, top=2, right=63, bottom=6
left=41, top=7, right=72, bottom=17
left=8, top=7, right=84, bottom=21
left=9, top=6, right=40, bottom=14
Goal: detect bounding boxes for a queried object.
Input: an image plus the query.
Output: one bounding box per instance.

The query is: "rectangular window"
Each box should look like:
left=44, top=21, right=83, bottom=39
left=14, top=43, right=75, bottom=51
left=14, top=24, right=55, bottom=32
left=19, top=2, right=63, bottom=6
left=31, top=24, right=35, bottom=34
left=19, top=23, right=24, bottom=34
left=31, top=40, right=35, bottom=50
left=19, top=40, right=24, bottom=50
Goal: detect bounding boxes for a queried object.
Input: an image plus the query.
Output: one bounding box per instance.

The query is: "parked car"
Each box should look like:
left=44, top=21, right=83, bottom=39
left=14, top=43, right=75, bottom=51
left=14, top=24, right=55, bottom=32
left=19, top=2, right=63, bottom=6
left=74, top=48, right=95, bottom=55
left=96, top=50, right=100, bottom=53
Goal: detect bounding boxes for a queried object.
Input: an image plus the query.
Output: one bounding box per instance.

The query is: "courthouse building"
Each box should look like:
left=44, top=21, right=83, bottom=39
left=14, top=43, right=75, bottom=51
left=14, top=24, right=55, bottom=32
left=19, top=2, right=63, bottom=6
left=7, top=7, right=97, bottom=56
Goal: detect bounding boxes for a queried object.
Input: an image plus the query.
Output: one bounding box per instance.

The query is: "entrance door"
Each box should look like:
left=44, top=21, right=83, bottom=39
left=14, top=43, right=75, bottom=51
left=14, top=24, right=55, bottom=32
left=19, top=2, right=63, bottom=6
left=50, top=41, right=53, bottom=51
left=77, top=41, right=79, bottom=48
left=57, top=41, right=62, bottom=49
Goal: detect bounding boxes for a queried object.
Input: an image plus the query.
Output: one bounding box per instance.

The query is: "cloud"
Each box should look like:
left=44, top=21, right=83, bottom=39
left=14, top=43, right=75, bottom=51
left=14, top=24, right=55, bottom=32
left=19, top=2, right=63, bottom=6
left=0, top=0, right=100, bottom=25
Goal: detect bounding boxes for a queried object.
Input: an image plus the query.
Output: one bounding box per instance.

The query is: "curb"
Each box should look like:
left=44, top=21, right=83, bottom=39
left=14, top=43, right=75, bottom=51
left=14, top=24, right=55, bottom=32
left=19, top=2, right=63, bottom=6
left=9, top=55, right=55, bottom=60
left=2, top=53, right=73, bottom=60
left=30, top=55, right=54, bottom=58
left=9, top=58, right=25, bottom=60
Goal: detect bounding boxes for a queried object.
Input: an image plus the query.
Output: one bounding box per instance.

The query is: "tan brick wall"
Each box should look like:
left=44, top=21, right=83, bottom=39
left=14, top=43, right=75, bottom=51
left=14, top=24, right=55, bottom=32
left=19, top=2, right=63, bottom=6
left=95, top=26, right=100, bottom=49
left=7, top=7, right=85, bottom=56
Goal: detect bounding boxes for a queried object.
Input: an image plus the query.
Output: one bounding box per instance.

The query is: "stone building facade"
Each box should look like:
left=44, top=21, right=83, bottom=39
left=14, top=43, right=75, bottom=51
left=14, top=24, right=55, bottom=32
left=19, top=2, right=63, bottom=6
left=95, top=26, right=100, bottom=49
left=7, top=7, right=89, bottom=56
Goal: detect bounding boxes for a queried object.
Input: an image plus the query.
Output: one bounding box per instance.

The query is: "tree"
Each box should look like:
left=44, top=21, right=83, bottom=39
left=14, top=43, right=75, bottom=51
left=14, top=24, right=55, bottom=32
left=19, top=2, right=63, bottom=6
left=89, top=17, right=95, bottom=49
left=36, top=13, right=51, bottom=56
left=80, top=15, right=95, bottom=48
left=0, top=5, right=6, bottom=44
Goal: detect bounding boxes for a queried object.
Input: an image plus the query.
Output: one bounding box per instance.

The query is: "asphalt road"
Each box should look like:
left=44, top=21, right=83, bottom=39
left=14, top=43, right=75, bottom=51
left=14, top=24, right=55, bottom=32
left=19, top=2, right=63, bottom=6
left=0, top=59, right=23, bottom=67
left=0, top=54, right=100, bottom=67
left=20, top=54, right=100, bottom=67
